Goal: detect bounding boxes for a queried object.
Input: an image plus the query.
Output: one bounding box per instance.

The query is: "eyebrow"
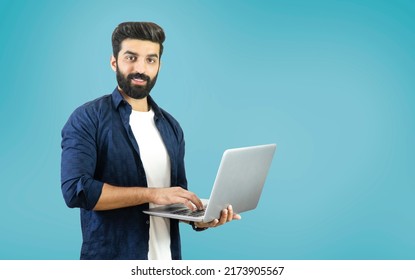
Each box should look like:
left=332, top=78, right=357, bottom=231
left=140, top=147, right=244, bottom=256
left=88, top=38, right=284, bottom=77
left=123, top=50, right=138, bottom=56
left=122, top=50, right=159, bottom=58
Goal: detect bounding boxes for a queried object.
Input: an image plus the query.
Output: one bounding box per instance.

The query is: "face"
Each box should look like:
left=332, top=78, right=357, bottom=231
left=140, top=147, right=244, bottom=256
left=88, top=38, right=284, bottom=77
left=111, top=39, right=161, bottom=99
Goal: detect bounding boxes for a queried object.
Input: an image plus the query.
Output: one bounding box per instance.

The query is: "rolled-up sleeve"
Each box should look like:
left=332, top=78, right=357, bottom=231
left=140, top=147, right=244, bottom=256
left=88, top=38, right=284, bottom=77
left=61, top=106, right=103, bottom=210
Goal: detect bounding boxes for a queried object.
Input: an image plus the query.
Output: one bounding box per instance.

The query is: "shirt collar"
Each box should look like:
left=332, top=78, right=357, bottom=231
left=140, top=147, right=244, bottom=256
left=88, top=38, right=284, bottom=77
left=111, top=87, right=165, bottom=120
left=111, top=87, right=125, bottom=109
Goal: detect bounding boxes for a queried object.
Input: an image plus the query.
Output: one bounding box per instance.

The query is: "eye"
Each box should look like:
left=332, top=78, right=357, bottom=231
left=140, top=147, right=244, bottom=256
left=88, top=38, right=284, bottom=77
left=125, top=55, right=137, bottom=62
left=147, top=57, right=157, bottom=64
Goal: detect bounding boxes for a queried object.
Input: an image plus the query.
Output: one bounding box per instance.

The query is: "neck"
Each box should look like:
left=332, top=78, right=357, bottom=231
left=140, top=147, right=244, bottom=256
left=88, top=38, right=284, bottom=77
left=119, top=88, right=149, bottom=112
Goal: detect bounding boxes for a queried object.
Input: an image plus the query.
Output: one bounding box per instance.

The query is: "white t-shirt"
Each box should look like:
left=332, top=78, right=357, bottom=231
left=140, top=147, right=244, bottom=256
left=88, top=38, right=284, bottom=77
left=129, top=108, right=172, bottom=260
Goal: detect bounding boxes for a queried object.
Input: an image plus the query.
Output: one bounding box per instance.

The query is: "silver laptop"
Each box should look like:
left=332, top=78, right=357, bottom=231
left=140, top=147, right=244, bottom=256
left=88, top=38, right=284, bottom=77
left=143, top=144, right=277, bottom=222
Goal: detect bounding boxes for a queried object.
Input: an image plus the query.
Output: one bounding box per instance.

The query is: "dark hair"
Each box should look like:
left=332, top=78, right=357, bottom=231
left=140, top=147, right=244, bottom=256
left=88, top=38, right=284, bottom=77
left=111, top=22, right=165, bottom=59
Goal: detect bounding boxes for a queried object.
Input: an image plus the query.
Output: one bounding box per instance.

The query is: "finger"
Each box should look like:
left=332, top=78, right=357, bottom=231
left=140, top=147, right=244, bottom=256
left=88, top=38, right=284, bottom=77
left=173, top=187, right=201, bottom=210
left=233, top=213, right=242, bottom=220
left=217, top=209, right=228, bottom=225
left=183, top=198, right=196, bottom=210
left=227, top=205, right=234, bottom=222
left=184, top=192, right=203, bottom=210
left=207, top=219, right=219, bottom=228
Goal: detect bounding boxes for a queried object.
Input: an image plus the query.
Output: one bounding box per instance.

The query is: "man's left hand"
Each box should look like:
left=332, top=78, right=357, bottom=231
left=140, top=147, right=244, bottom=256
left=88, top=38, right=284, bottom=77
left=194, top=205, right=241, bottom=229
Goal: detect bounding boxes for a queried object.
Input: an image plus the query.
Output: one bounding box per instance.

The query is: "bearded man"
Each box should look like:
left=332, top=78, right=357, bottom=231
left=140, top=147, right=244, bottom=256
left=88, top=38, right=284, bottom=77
left=61, top=22, right=239, bottom=260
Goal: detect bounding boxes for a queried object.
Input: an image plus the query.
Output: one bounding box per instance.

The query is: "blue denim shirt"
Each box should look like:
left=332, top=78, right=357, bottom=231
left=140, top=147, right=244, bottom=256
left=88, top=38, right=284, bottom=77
left=61, top=88, right=187, bottom=259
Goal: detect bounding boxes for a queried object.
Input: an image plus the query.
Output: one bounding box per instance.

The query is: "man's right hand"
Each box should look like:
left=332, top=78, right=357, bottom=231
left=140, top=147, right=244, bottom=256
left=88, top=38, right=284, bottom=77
left=149, top=186, right=203, bottom=211
left=93, top=184, right=203, bottom=211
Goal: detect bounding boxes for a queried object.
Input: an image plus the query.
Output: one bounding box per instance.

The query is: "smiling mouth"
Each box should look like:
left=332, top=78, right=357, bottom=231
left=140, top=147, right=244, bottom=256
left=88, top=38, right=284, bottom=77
left=131, top=78, right=147, bottom=85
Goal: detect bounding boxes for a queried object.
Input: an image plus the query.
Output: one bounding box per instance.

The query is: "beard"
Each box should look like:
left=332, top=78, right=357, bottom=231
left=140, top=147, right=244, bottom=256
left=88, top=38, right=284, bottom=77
left=116, top=67, right=158, bottom=100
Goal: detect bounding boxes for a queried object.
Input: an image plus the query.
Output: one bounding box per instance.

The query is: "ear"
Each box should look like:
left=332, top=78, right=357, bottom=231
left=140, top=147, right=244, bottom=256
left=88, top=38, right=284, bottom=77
left=110, top=55, right=117, bottom=72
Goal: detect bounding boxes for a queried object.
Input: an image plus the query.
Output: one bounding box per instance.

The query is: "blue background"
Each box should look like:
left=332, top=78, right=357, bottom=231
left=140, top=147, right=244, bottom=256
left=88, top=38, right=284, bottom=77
left=0, top=0, right=414, bottom=259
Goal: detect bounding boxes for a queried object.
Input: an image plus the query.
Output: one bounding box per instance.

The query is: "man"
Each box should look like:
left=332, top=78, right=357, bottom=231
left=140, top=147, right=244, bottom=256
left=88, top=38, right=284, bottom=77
left=61, top=22, right=240, bottom=260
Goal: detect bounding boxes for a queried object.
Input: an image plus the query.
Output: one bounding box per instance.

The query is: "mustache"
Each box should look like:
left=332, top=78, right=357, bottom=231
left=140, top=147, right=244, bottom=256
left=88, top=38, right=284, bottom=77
left=127, top=72, right=150, bottom=82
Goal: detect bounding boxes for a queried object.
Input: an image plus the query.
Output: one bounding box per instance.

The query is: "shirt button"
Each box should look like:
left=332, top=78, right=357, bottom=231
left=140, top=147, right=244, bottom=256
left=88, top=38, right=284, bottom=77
left=146, top=220, right=150, bottom=225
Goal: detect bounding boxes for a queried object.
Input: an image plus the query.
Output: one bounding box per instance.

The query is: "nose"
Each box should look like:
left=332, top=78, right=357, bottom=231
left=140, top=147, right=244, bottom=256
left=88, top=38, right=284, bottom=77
left=133, top=58, right=147, bottom=74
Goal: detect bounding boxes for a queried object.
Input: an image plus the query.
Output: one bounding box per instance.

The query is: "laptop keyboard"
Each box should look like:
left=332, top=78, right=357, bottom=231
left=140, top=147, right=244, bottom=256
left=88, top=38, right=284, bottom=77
left=171, top=208, right=205, bottom=217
